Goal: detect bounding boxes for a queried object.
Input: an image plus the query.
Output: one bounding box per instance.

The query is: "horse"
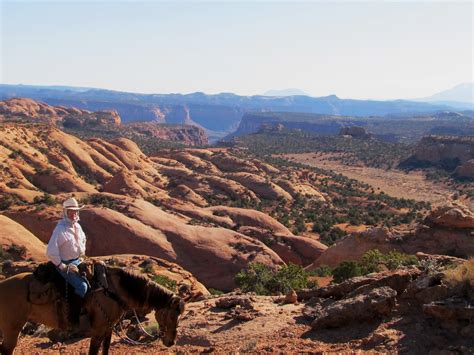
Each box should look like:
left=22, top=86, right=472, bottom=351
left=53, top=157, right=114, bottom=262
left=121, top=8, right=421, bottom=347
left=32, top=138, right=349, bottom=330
left=0, top=265, right=185, bottom=355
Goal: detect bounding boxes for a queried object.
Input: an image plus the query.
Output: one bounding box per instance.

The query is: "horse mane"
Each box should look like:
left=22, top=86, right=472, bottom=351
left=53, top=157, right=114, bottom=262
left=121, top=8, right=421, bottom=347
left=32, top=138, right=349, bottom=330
left=115, top=268, right=175, bottom=310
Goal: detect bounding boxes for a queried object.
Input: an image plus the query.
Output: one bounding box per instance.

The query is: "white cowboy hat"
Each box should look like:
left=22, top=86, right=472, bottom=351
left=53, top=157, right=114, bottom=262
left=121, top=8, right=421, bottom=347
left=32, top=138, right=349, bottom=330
left=62, top=197, right=85, bottom=210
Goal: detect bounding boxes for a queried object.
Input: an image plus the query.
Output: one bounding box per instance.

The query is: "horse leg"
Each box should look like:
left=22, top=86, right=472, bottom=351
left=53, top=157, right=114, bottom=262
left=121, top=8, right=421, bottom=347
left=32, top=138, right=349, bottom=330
left=0, top=326, right=23, bottom=355
left=88, top=334, right=105, bottom=355
left=102, top=330, right=112, bottom=355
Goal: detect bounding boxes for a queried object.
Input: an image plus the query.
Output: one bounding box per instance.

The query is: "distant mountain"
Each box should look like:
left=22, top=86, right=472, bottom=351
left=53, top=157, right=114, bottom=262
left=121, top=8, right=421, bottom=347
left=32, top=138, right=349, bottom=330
left=0, top=84, right=457, bottom=137
left=420, top=83, right=473, bottom=108
left=263, top=88, right=309, bottom=96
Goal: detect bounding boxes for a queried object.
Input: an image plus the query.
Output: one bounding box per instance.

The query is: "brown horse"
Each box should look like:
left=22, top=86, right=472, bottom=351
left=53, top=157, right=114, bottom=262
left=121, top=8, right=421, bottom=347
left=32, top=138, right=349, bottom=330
left=0, top=266, right=185, bottom=355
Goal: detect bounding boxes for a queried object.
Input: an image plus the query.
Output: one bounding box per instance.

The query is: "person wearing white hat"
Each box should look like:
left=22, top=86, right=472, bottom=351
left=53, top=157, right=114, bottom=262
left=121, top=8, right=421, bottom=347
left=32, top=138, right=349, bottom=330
left=46, top=197, right=88, bottom=299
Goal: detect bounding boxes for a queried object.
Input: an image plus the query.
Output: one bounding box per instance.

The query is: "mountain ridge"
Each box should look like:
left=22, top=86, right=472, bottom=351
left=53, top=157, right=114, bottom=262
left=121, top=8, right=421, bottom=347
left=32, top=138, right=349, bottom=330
left=0, top=84, right=455, bottom=137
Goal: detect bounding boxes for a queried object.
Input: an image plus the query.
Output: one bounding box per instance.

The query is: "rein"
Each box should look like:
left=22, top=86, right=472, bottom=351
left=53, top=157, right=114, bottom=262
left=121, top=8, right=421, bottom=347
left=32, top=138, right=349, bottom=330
left=91, top=269, right=161, bottom=346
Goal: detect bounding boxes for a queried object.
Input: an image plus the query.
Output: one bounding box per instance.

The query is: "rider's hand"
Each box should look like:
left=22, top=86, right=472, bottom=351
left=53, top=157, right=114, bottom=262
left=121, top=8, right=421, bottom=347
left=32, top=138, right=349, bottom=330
left=58, top=263, right=67, bottom=272
left=67, top=264, right=79, bottom=273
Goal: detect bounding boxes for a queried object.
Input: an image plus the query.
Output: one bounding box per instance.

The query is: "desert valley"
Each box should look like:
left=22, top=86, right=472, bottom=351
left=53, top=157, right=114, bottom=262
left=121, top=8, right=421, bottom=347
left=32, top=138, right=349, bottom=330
left=0, top=88, right=472, bottom=353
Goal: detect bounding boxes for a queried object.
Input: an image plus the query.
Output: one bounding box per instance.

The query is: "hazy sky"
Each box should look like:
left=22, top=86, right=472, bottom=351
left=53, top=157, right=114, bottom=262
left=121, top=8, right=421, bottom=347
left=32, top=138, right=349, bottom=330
left=1, top=0, right=472, bottom=99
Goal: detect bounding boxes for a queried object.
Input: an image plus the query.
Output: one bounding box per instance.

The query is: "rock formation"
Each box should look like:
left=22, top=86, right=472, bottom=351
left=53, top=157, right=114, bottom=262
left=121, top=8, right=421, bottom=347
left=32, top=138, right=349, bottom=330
left=401, top=135, right=474, bottom=176
left=309, top=203, right=474, bottom=268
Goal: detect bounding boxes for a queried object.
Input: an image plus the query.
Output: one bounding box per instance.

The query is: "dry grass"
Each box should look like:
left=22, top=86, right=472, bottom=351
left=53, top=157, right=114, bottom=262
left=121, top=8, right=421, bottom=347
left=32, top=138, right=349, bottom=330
left=443, top=258, right=474, bottom=298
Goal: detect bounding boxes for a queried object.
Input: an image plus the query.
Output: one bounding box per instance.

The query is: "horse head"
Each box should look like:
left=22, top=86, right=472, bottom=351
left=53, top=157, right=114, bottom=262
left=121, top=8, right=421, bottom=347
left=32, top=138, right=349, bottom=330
left=155, top=295, right=185, bottom=347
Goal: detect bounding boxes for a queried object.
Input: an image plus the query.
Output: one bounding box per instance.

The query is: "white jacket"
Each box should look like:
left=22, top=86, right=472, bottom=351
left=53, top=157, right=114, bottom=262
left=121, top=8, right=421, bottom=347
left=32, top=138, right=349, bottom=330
left=46, top=218, right=86, bottom=266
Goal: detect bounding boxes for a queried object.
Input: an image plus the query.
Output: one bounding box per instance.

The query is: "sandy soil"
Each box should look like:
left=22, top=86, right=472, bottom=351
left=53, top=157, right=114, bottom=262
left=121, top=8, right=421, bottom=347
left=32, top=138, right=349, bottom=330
left=282, top=153, right=467, bottom=207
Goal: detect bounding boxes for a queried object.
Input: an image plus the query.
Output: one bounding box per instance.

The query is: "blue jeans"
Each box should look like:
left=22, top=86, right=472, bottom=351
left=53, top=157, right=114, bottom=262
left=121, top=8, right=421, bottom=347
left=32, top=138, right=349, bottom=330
left=57, top=259, right=88, bottom=298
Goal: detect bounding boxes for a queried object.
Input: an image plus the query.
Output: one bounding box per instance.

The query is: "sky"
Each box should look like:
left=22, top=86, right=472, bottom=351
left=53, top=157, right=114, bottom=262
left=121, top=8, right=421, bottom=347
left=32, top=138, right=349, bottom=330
left=1, top=0, right=472, bottom=100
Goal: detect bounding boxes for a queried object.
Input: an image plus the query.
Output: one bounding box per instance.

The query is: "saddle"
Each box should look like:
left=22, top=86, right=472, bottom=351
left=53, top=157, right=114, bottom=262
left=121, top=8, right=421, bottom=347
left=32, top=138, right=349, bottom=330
left=28, top=259, right=109, bottom=329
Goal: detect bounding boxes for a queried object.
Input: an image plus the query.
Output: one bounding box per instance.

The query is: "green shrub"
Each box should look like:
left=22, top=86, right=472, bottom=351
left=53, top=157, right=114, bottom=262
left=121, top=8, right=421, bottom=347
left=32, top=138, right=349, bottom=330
left=235, top=262, right=313, bottom=295
left=209, top=288, right=224, bottom=295
left=320, top=227, right=346, bottom=246
left=235, top=263, right=274, bottom=295
left=268, top=264, right=311, bottom=294
left=310, top=265, right=333, bottom=277
left=332, top=261, right=365, bottom=283
left=90, top=194, right=118, bottom=209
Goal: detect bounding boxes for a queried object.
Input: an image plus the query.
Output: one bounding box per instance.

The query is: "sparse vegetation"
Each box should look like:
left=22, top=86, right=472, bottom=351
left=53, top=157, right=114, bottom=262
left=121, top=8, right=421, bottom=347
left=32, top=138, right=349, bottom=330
left=209, top=288, right=224, bottom=295
left=151, top=274, right=178, bottom=292
left=443, top=258, right=474, bottom=298
left=235, top=130, right=412, bottom=169
left=8, top=150, right=20, bottom=159
left=0, top=194, right=19, bottom=210
left=33, top=193, right=56, bottom=206
left=86, top=194, right=119, bottom=209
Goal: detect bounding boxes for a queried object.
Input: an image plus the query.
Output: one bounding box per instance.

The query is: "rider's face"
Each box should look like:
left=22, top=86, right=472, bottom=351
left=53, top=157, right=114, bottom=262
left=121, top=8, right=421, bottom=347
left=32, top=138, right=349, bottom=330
left=66, top=209, right=79, bottom=220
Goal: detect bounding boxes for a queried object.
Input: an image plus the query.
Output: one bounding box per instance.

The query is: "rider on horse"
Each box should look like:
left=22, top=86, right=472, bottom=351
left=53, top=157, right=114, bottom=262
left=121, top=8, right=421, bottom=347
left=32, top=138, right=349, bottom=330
left=46, top=197, right=89, bottom=325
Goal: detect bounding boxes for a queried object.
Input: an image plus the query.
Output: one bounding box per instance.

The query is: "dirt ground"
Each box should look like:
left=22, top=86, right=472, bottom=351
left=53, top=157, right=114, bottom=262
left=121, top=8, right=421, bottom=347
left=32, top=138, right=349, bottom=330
left=282, top=153, right=471, bottom=208
left=13, top=294, right=473, bottom=354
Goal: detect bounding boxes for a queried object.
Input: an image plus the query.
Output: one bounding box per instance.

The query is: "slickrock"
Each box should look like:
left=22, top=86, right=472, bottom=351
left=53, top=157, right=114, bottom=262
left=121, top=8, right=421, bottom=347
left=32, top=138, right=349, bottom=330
left=0, top=215, right=47, bottom=262
left=227, top=172, right=293, bottom=201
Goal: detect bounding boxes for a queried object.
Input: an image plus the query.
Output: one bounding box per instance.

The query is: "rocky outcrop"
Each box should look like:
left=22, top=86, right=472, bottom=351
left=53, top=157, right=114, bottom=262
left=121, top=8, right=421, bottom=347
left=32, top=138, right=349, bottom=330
left=0, top=98, right=89, bottom=125
left=298, top=269, right=421, bottom=301
left=425, top=203, right=474, bottom=229
left=309, top=203, right=474, bottom=268
left=0, top=98, right=121, bottom=129
left=62, top=110, right=121, bottom=129
left=126, top=122, right=209, bottom=146
left=402, top=136, right=474, bottom=172
left=311, top=286, right=397, bottom=329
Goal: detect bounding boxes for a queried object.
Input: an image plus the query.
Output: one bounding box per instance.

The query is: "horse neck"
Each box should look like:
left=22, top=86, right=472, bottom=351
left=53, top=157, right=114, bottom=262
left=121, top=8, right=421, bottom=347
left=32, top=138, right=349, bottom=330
left=109, top=268, right=174, bottom=311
